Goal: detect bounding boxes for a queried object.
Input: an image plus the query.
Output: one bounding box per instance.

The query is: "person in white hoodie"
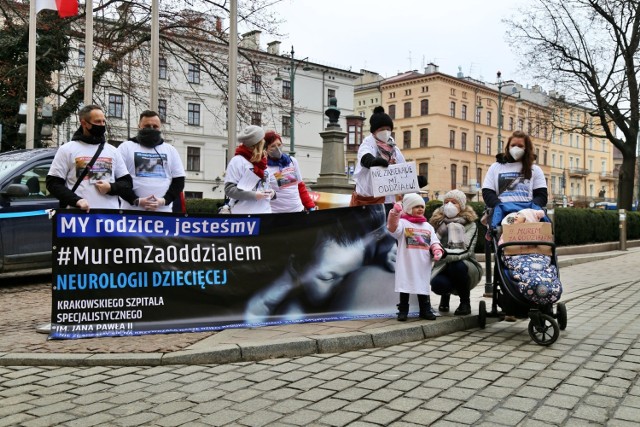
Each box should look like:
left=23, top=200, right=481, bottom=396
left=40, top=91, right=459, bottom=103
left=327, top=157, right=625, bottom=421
left=350, top=106, right=426, bottom=206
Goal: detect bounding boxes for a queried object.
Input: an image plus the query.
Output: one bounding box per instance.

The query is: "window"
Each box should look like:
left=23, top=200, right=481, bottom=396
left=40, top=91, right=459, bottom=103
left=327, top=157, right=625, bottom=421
left=449, top=130, right=455, bottom=149
left=403, top=131, right=411, bottom=149
left=509, top=117, right=514, bottom=131
left=462, top=166, right=468, bottom=186
left=450, top=88, right=456, bottom=96
left=518, top=118, right=524, bottom=131
left=108, top=94, right=123, bottom=118
left=419, top=163, right=428, bottom=185
left=405, top=89, right=412, bottom=96
left=187, top=63, right=200, bottom=84
left=188, top=103, right=200, bottom=126
left=552, top=153, right=556, bottom=167
left=475, top=107, right=481, bottom=124
left=450, top=164, right=457, bottom=190
left=282, top=116, right=291, bottom=137
left=282, top=80, right=291, bottom=99
left=476, top=167, right=482, bottom=185
left=450, top=101, right=456, bottom=118
left=327, top=88, right=336, bottom=106
left=389, top=92, right=396, bottom=98
left=388, top=105, right=396, bottom=119
left=543, top=150, right=547, bottom=165
left=78, top=45, right=85, bottom=67
left=186, top=147, right=201, bottom=171
left=404, top=102, right=411, bottom=118
left=159, top=58, right=167, bottom=79
left=461, top=132, right=467, bottom=151
left=420, top=99, right=429, bottom=115
left=419, top=128, right=428, bottom=147
left=486, top=137, right=492, bottom=155
left=475, top=136, right=481, bottom=153
left=251, top=74, right=262, bottom=94
left=486, top=111, right=492, bottom=126
left=461, top=105, right=467, bottom=120
left=251, top=111, right=262, bottom=126
left=158, top=99, right=167, bottom=122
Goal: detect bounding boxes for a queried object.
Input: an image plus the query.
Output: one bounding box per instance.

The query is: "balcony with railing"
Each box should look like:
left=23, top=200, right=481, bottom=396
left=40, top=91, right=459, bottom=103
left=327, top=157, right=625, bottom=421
left=567, top=168, right=590, bottom=177
left=599, top=171, right=618, bottom=181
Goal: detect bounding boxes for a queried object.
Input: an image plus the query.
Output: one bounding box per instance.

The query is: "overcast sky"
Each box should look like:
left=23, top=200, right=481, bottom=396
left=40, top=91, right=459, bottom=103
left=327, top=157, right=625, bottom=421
left=263, top=0, right=529, bottom=85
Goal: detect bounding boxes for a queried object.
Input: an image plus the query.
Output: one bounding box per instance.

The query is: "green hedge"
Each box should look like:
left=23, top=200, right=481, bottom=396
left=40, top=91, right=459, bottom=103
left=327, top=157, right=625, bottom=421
left=186, top=198, right=640, bottom=251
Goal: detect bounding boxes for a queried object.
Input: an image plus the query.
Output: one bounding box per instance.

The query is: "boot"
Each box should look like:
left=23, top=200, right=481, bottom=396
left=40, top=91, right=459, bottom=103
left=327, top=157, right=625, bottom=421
left=397, top=293, right=409, bottom=321
left=418, top=295, right=437, bottom=320
left=438, top=294, right=450, bottom=312
left=454, top=299, right=472, bottom=316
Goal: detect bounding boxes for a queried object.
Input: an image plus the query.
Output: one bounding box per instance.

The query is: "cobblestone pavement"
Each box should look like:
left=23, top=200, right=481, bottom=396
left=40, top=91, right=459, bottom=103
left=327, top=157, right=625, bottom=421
left=2, top=252, right=640, bottom=426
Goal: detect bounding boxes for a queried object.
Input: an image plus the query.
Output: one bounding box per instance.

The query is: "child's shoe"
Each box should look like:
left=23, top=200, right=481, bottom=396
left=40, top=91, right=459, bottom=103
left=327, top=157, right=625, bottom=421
left=418, top=295, right=437, bottom=320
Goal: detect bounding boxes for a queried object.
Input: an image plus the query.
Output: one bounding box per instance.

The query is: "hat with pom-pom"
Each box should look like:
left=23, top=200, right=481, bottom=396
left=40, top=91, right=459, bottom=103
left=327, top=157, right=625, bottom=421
left=402, top=193, right=425, bottom=214
left=369, top=106, right=394, bottom=133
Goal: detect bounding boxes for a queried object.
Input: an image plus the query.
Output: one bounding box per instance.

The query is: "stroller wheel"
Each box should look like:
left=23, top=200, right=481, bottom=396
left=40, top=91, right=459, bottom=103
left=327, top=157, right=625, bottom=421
left=478, top=301, right=487, bottom=329
left=556, top=302, right=567, bottom=331
left=528, top=313, right=559, bottom=346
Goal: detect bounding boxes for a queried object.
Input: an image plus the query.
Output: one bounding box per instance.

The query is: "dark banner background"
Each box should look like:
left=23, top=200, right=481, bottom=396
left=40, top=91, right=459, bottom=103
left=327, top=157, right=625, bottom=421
left=50, top=205, right=402, bottom=339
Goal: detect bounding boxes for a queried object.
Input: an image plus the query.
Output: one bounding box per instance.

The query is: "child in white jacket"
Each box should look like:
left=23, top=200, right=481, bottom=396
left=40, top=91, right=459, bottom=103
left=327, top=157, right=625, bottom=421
left=387, top=193, right=444, bottom=321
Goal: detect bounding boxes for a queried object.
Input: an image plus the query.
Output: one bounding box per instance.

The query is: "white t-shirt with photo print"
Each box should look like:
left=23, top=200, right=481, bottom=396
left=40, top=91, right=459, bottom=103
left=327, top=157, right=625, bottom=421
left=482, top=162, right=546, bottom=204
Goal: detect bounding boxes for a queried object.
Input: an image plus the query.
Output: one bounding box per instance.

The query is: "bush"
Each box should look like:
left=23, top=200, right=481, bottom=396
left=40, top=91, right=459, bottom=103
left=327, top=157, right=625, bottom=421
left=185, top=198, right=224, bottom=214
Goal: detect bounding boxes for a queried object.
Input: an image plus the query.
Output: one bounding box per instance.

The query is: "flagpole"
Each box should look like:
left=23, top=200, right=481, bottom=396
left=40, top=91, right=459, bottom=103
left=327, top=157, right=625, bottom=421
left=227, top=0, right=238, bottom=161
left=150, top=0, right=159, bottom=112
left=26, top=0, right=37, bottom=149
left=84, top=0, right=93, bottom=106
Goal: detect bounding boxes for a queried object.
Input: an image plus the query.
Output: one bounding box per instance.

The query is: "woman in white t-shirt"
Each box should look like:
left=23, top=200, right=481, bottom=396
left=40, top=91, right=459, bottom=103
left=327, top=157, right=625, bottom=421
left=482, top=131, right=548, bottom=209
left=264, top=131, right=316, bottom=213
left=224, top=125, right=276, bottom=214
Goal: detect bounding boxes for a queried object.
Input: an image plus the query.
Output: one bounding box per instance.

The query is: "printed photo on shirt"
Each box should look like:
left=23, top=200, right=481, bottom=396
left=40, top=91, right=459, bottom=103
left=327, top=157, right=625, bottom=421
left=498, top=171, right=530, bottom=199
left=134, top=152, right=167, bottom=178
left=74, top=156, right=113, bottom=183
left=273, top=166, right=298, bottom=189
left=404, top=227, right=432, bottom=249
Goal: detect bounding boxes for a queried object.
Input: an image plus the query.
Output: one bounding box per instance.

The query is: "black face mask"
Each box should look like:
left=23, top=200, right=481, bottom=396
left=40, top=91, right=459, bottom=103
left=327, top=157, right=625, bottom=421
left=88, top=124, right=106, bottom=139
left=137, top=128, right=163, bottom=148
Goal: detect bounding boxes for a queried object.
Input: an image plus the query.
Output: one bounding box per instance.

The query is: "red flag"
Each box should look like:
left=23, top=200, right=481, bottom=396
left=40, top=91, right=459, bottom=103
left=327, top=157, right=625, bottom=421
left=35, top=0, right=78, bottom=18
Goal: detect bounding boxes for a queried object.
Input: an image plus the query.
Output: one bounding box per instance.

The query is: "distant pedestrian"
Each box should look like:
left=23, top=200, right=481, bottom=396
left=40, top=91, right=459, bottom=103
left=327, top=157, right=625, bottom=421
left=117, top=110, right=186, bottom=212
left=46, top=105, right=132, bottom=212
left=387, top=193, right=444, bottom=321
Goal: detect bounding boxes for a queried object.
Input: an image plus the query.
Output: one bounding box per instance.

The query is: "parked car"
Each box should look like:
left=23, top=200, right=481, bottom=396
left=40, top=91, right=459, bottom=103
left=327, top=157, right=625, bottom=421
left=0, top=148, right=58, bottom=274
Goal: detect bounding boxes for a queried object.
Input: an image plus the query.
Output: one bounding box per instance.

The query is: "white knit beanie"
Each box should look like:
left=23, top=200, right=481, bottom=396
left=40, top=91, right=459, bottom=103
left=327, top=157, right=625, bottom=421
left=402, top=193, right=425, bottom=213
left=238, top=125, right=265, bottom=147
left=444, top=189, right=467, bottom=210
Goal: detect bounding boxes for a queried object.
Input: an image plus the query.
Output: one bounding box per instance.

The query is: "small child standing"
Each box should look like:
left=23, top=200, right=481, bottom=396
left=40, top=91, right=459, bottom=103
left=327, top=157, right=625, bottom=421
left=387, top=193, right=445, bottom=321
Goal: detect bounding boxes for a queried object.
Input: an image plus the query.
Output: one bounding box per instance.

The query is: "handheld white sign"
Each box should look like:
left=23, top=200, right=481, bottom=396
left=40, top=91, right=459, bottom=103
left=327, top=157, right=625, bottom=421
left=371, top=161, right=419, bottom=197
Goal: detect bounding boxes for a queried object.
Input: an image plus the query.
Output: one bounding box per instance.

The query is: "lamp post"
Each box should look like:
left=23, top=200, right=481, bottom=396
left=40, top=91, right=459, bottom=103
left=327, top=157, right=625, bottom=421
left=275, top=46, right=310, bottom=157
left=496, top=71, right=521, bottom=153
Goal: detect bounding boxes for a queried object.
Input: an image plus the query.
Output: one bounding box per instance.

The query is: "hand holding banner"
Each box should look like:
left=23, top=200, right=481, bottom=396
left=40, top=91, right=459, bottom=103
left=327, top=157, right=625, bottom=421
left=371, top=161, right=418, bottom=197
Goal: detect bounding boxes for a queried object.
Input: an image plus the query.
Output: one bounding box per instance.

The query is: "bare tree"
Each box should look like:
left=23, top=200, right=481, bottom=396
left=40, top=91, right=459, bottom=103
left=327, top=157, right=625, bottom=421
left=506, top=0, right=639, bottom=209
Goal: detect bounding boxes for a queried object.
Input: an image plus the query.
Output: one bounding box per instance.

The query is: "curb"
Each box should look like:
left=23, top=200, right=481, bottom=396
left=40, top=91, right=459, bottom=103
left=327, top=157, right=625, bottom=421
left=0, top=315, right=500, bottom=367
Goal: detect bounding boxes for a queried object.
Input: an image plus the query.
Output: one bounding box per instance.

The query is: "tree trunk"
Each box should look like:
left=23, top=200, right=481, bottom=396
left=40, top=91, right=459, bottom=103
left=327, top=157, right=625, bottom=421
left=617, top=153, right=636, bottom=210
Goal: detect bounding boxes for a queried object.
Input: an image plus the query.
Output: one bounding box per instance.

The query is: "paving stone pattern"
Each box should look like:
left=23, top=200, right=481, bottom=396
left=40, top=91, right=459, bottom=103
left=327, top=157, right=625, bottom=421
left=2, top=252, right=640, bottom=426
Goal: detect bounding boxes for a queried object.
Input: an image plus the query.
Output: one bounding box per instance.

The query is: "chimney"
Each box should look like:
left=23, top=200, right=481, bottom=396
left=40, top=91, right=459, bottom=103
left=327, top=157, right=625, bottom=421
left=267, top=41, right=281, bottom=55
left=239, top=30, right=261, bottom=50
left=215, top=16, right=222, bottom=33
left=424, top=63, right=439, bottom=74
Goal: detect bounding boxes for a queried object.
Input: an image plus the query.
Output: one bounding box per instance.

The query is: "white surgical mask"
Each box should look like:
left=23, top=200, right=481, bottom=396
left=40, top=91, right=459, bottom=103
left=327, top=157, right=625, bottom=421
left=443, top=202, right=459, bottom=218
left=509, top=146, right=525, bottom=161
left=375, top=130, right=391, bottom=143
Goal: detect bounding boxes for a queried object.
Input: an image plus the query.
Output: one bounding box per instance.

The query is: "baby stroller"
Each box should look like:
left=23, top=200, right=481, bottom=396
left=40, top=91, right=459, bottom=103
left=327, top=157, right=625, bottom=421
left=478, top=202, right=567, bottom=346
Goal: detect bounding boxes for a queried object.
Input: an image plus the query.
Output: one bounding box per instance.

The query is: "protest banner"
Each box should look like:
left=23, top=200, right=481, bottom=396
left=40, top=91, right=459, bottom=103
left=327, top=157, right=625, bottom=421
left=501, top=222, right=554, bottom=255
left=371, top=161, right=418, bottom=197
left=49, top=205, right=400, bottom=339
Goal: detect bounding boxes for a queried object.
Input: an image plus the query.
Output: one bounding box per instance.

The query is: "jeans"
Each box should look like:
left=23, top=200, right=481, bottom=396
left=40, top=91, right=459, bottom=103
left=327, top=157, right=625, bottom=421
left=431, top=260, right=471, bottom=302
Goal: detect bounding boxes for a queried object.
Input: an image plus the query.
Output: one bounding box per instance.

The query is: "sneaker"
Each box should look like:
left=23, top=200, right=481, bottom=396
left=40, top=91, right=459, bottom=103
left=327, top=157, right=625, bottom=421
left=504, top=315, right=517, bottom=322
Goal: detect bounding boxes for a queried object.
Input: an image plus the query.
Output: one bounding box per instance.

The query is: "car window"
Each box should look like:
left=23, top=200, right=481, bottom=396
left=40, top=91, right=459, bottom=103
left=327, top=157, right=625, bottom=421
left=13, top=163, right=52, bottom=198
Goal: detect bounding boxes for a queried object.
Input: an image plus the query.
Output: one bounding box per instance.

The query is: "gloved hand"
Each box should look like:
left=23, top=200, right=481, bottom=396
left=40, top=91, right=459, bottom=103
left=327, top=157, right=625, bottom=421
left=393, top=203, right=402, bottom=213
left=371, top=157, right=389, bottom=167
left=256, top=190, right=275, bottom=200
left=138, top=195, right=157, bottom=210
left=155, top=197, right=166, bottom=208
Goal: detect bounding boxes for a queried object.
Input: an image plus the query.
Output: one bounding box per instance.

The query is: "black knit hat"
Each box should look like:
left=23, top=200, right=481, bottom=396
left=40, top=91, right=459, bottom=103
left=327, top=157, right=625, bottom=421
left=369, top=106, right=394, bottom=133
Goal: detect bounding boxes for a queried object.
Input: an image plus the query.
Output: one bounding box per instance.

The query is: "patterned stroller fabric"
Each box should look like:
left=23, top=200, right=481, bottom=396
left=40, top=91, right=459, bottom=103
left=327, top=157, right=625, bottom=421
left=503, top=253, right=563, bottom=305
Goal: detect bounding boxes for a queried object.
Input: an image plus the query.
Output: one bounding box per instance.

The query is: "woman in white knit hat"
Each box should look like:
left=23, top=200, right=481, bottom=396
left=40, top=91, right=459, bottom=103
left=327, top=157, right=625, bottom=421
left=224, top=125, right=277, bottom=214
left=429, top=189, right=482, bottom=316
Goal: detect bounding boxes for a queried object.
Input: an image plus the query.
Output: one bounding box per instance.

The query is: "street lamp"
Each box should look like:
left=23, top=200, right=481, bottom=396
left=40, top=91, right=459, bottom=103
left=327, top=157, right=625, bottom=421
left=274, top=46, right=311, bottom=157
left=496, top=71, right=522, bottom=153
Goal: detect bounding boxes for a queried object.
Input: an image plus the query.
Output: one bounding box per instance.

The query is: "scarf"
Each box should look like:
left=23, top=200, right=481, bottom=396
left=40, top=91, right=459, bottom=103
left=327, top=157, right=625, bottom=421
left=401, top=213, right=427, bottom=223
left=235, top=144, right=267, bottom=180
left=436, top=215, right=467, bottom=239
left=267, top=153, right=292, bottom=168
left=376, top=141, right=396, bottom=163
